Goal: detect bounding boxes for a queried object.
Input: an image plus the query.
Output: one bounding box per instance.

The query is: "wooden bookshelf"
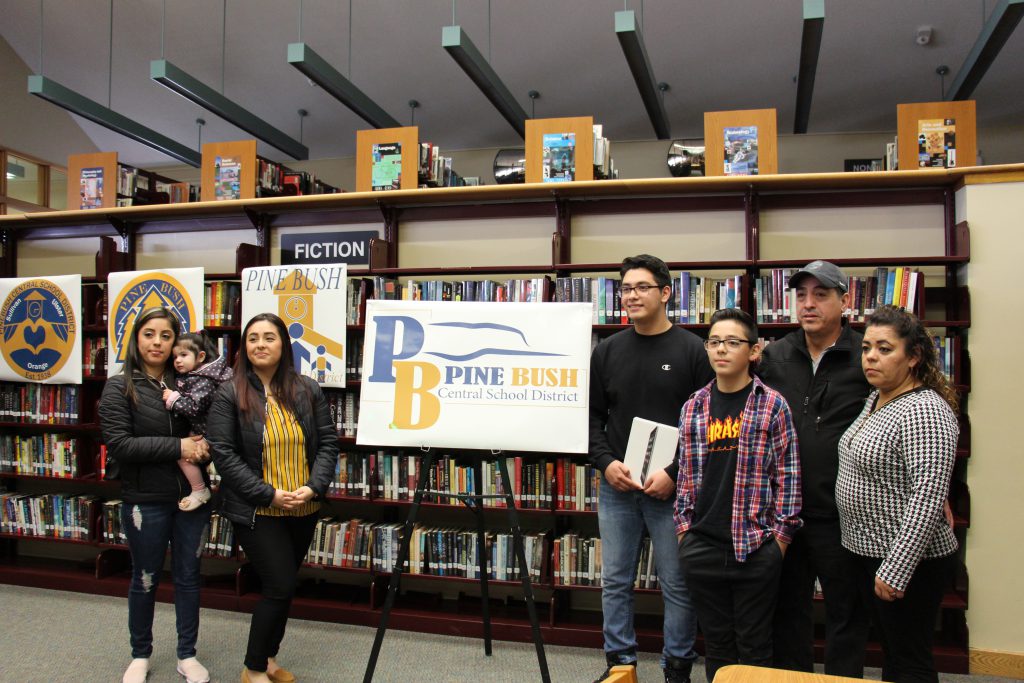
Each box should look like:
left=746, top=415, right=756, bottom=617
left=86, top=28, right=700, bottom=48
left=202, top=139, right=340, bottom=200
left=68, top=152, right=193, bottom=209
left=0, top=165, right=1001, bottom=673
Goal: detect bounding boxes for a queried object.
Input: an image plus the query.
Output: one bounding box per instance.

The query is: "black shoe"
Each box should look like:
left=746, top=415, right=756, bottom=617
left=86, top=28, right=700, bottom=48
left=593, top=662, right=636, bottom=683
left=664, top=656, right=692, bottom=683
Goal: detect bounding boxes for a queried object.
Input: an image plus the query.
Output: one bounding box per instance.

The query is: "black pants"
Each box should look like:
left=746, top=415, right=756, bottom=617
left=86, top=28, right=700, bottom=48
left=772, top=518, right=869, bottom=676
left=234, top=513, right=319, bottom=672
left=854, top=553, right=955, bottom=683
left=680, top=533, right=783, bottom=682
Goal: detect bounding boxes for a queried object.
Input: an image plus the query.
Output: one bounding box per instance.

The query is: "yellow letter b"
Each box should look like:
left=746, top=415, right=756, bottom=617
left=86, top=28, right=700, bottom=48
left=392, top=361, right=441, bottom=429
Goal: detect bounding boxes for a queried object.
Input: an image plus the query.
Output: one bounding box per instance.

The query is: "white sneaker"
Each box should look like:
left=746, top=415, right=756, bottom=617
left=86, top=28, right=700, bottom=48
left=122, top=658, right=149, bottom=683
left=176, top=657, right=210, bottom=683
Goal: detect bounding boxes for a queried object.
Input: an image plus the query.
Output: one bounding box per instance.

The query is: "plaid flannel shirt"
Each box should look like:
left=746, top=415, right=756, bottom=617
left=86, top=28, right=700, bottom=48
left=674, top=375, right=803, bottom=561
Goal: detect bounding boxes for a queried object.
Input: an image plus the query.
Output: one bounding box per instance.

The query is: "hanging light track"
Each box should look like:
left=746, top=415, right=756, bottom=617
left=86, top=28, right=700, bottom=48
left=287, top=43, right=400, bottom=129
left=442, top=25, right=527, bottom=138
left=615, top=10, right=671, bottom=140
left=28, top=75, right=202, bottom=167
left=151, top=59, right=309, bottom=160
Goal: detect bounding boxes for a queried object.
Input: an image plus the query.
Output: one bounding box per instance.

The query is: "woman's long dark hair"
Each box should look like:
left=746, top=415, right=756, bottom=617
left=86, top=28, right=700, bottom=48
left=865, top=305, right=959, bottom=412
left=120, top=307, right=180, bottom=406
left=233, top=312, right=308, bottom=420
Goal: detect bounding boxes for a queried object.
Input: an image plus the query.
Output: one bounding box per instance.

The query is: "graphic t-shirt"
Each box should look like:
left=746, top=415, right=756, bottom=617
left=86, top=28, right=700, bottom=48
left=691, top=381, right=753, bottom=547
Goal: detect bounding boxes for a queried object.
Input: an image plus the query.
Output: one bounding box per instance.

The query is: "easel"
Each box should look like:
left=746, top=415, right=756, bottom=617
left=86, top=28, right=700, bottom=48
left=362, top=448, right=552, bottom=683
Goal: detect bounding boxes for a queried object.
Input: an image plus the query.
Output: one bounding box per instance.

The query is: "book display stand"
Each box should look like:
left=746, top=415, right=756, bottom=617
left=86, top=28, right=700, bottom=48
left=703, top=109, right=778, bottom=177
left=525, top=117, right=596, bottom=183
left=68, top=152, right=193, bottom=209
left=355, top=127, right=421, bottom=192
left=897, top=101, right=977, bottom=171
left=201, top=140, right=339, bottom=201
left=363, top=449, right=550, bottom=683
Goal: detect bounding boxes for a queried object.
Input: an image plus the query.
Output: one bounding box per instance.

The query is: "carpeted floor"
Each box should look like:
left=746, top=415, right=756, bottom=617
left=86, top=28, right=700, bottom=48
left=0, top=584, right=1016, bottom=682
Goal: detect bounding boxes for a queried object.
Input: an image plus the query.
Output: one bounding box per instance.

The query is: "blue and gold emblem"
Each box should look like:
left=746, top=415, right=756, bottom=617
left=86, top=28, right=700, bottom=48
left=110, top=273, right=197, bottom=366
left=0, top=279, right=77, bottom=381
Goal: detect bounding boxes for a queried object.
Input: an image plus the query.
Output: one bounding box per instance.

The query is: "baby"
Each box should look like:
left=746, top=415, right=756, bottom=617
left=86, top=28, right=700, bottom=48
left=163, top=331, right=234, bottom=511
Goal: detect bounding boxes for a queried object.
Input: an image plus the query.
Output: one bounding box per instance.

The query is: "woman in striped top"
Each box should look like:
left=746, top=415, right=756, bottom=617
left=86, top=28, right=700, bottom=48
left=207, top=313, right=338, bottom=683
left=835, top=306, right=959, bottom=683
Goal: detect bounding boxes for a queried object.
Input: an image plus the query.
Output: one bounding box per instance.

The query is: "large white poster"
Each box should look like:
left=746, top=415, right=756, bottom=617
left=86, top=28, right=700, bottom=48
left=0, top=275, right=81, bottom=384
left=241, top=265, right=348, bottom=387
left=107, top=268, right=205, bottom=377
left=358, top=301, right=592, bottom=453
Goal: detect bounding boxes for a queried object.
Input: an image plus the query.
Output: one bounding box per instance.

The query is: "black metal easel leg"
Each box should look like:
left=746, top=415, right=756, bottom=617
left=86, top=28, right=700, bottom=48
left=471, top=500, right=493, bottom=656
left=497, top=456, right=551, bottom=683
left=363, top=449, right=437, bottom=683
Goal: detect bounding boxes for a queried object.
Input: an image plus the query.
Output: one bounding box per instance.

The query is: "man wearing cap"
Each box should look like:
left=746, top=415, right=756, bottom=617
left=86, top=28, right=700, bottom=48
left=757, top=260, right=871, bottom=677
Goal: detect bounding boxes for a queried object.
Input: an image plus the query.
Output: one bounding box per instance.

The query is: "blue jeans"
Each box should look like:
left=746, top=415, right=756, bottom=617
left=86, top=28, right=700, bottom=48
left=598, top=477, right=698, bottom=666
left=121, top=501, right=211, bottom=659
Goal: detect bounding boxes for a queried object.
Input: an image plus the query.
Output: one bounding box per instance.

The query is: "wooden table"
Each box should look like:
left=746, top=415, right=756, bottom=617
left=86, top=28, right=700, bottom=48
left=715, top=665, right=864, bottom=682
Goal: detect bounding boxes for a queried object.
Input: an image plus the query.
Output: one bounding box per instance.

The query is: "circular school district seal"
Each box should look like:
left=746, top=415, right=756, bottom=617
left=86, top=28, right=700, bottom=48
left=0, top=279, right=78, bottom=381
left=109, top=273, right=197, bottom=368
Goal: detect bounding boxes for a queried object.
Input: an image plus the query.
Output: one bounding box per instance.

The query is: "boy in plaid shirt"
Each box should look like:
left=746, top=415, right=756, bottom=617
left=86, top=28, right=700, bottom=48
left=674, top=308, right=802, bottom=682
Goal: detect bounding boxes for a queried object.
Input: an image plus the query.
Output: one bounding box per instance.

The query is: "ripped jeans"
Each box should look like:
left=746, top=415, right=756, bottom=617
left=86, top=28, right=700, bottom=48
left=121, top=501, right=211, bottom=659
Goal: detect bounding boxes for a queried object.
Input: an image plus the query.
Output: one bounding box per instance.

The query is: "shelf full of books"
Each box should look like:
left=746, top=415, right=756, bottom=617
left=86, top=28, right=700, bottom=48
left=0, top=162, right=987, bottom=672
left=68, top=152, right=196, bottom=210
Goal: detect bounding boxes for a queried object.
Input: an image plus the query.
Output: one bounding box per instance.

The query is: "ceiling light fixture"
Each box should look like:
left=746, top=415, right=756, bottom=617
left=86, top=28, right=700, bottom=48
left=6, top=161, right=26, bottom=180
left=28, top=75, right=202, bottom=167
left=615, top=10, right=671, bottom=140
left=442, top=25, right=528, bottom=138
left=793, top=0, right=825, bottom=134
left=151, top=59, right=309, bottom=160
left=27, top=0, right=201, bottom=167
left=287, top=43, right=400, bottom=129
left=945, top=0, right=1024, bottom=100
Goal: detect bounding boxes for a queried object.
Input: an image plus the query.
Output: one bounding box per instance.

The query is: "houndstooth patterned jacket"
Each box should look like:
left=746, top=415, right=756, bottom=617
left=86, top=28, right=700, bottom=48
left=836, top=387, right=959, bottom=591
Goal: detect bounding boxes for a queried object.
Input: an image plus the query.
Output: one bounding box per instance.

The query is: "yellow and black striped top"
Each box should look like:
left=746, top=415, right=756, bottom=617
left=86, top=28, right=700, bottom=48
left=257, top=396, right=319, bottom=517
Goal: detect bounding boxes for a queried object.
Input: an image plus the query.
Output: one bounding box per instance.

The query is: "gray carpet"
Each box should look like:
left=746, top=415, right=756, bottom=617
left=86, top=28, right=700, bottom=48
left=0, top=584, right=1016, bottom=682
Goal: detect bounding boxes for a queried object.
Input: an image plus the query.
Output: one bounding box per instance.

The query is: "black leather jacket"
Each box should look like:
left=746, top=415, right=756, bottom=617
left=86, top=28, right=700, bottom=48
left=98, top=372, right=194, bottom=504
left=205, top=371, right=338, bottom=526
left=757, top=324, right=871, bottom=521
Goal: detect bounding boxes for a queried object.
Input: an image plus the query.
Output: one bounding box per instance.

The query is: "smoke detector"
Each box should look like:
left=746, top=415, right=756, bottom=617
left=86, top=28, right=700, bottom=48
left=916, top=26, right=934, bottom=46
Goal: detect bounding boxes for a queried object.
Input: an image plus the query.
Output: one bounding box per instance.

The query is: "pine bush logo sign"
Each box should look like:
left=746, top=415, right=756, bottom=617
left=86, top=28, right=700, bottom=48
left=0, top=278, right=77, bottom=381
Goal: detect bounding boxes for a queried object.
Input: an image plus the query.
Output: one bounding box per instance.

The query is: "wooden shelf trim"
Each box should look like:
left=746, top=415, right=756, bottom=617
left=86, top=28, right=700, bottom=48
left=3, top=163, right=1021, bottom=232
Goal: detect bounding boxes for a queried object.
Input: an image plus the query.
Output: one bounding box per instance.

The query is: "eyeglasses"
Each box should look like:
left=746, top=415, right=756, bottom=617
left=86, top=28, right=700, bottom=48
left=704, top=338, right=753, bottom=350
left=620, top=283, right=659, bottom=297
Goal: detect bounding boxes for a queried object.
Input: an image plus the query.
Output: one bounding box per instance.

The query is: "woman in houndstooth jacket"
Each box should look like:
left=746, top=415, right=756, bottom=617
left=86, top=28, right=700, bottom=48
left=835, top=305, right=959, bottom=683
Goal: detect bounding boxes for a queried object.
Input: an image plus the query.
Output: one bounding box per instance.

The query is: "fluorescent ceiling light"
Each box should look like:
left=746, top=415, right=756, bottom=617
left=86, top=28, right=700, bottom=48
left=793, top=0, right=825, bottom=134
left=287, top=43, right=400, bottom=129
left=6, top=161, right=26, bottom=179
left=945, top=0, right=1024, bottom=100
left=442, top=25, right=528, bottom=138
left=28, top=75, right=201, bottom=167
left=151, top=59, right=308, bottom=160
left=615, top=10, right=670, bottom=140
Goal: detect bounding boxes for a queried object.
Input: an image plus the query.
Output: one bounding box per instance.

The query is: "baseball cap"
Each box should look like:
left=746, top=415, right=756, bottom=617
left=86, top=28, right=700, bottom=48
left=788, top=260, right=848, bottom=292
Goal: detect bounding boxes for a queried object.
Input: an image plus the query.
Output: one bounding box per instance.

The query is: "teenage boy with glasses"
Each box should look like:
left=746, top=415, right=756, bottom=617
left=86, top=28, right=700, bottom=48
left=588, top=254, right=714, bottom=683
left=675, top=307, right=802, bottom=682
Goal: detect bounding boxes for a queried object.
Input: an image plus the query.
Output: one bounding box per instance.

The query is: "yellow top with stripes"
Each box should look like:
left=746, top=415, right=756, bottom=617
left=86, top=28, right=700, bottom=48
left=257, top=396, right=319, bottom=517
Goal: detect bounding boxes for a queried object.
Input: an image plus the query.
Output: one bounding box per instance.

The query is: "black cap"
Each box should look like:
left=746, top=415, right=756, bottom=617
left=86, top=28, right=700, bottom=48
left=788, top=260, right=848, bottom=292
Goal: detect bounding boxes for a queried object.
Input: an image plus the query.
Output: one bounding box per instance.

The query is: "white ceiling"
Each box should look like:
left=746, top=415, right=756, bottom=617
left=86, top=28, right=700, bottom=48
left=2, top=0, right=1022, bottom=169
